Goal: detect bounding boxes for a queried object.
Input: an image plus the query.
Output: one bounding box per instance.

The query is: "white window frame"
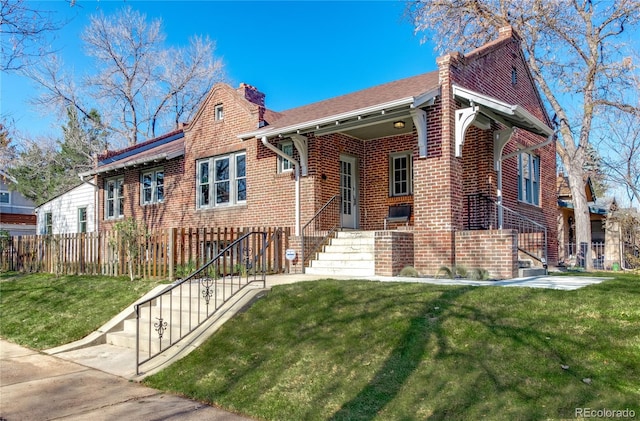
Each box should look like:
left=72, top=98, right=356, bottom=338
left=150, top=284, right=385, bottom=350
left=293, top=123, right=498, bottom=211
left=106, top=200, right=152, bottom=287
left=278, top=140, right=294, bottom=173
left=215, top=104, right=224, bottom=121
left=0, top=190, right=9, bottom=204
left=196, top=151, right=246, bottom=209
left=389, top=152, right=412, bottom=197
left=78, top=207, right=87, bottom=233
left=45, top=212, right=52, bottom=235
left=518, top=152, right=540, bottom=206
left=141, top=168, right=164, bottom=205
left=105, top=177, right=124, bottom=220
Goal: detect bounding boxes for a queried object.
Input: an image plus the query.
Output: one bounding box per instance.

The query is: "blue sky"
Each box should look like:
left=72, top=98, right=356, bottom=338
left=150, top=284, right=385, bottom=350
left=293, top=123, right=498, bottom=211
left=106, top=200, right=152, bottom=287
left=1, top=0, right=440, bottom=140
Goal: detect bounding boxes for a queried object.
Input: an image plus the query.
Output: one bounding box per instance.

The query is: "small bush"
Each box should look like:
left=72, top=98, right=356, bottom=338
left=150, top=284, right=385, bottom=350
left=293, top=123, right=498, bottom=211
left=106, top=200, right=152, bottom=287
left=436, top=265, right=467, bottom=279
left=469, top=268, right=490, bottom=281
left=399, top=266, right=420, bottom=277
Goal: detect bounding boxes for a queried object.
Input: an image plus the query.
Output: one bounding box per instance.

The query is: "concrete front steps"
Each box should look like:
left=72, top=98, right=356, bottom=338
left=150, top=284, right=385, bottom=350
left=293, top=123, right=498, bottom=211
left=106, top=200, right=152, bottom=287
left=106, top=280, right=250, bottom=354
left=305, top=231, right=376, bottom=277
left=518, top=259, right=547, bottom=277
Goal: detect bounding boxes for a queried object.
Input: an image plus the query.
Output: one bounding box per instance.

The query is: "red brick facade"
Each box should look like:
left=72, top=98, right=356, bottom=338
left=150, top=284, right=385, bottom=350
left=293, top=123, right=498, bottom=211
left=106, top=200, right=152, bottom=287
left=93, top=27, right=557, bottom=279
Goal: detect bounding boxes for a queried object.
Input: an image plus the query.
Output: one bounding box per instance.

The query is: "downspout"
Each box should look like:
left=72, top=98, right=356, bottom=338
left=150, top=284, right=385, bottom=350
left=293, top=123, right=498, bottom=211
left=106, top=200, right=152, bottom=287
left=261, top=136, right=301, bottom=236
left=79, top=173, right=99, bottom=234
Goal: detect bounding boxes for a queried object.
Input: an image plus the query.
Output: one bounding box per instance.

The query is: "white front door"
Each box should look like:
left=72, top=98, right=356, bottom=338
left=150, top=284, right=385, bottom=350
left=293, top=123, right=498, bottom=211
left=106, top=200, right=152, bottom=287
left=340, top=155, right=358, bottom=229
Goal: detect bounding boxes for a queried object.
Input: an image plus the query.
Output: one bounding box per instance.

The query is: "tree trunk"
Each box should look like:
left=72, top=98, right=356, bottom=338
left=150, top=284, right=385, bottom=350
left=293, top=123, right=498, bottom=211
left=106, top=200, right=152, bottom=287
left=566, top=164, right=593, bottom=270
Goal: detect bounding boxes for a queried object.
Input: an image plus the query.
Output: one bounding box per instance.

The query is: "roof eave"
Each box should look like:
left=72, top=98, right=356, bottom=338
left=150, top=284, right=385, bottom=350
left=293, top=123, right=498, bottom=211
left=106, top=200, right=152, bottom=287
left=238, top=96, right=418, bottom=140
left=452, top=84, right=553, bottom=137
left=81, top=149, right=185, bottom=177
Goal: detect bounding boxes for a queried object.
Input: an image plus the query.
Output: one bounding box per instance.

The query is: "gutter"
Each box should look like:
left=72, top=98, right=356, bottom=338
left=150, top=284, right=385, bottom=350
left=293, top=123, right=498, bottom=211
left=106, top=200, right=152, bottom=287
left=239, top=97, right=416, bottom=140
left=260, top=136, right=301, bottom=236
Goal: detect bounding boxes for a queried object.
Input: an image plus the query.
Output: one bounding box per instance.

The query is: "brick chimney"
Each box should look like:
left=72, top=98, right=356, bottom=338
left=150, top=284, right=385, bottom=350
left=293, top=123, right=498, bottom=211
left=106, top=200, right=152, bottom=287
left=498, top=26, right=513, bottom=39
left=237, top=83, right=265, bottom=107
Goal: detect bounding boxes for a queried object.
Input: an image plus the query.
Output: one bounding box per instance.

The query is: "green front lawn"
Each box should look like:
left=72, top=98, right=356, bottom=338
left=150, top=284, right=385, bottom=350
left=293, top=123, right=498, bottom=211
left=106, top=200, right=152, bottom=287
left=144, top=273, right=640, bottom=421
left=0, top=272, right=166, bottom=349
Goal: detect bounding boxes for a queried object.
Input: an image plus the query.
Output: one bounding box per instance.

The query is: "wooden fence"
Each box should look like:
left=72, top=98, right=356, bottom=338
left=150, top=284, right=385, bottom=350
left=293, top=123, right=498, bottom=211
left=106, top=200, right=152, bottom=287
left=0, top=227, right=290, bottom=279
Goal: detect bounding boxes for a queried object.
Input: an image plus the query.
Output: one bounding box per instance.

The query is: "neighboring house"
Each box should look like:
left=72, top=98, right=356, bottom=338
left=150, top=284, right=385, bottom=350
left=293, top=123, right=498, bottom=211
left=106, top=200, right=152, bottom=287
left=557, top=174, right=618, bottom=269
left=0, top=169, right=36, bottom=236
left=35, top=182, right=97, bottom=235
left=81, top=26, right=557, bottom=279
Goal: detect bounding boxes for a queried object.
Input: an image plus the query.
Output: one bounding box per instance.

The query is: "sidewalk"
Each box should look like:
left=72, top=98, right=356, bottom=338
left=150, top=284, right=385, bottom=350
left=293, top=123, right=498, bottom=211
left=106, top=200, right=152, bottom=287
left=0, top=339, right=253, bottom=421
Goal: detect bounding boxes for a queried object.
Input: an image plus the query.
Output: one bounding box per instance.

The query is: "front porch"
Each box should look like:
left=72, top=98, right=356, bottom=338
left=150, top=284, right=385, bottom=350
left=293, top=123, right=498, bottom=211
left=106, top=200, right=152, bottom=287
left=289, top=226, right=534, bottom=280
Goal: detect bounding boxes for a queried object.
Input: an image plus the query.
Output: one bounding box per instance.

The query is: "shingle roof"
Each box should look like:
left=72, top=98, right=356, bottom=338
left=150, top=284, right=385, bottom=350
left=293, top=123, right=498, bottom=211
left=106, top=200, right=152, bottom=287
left=81, top=131, right=185, bottom=176
left=260, top=71, right=440, bottom=133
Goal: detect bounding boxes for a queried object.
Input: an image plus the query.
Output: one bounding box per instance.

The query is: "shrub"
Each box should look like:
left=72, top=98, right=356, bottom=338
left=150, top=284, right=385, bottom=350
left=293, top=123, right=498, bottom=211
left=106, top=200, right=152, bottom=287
left=469, top=268, right=490, bottom=281
left=399, top=265, right=420, bottom=277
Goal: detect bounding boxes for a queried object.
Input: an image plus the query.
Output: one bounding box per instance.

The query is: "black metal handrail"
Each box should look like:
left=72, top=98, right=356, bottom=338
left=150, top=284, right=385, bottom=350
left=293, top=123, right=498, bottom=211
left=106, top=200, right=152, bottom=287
left=301, top=195, right=341, bottom=270
left=466, top=194, right=548, bottom=266
left=134, top=230, right=279, bottom=375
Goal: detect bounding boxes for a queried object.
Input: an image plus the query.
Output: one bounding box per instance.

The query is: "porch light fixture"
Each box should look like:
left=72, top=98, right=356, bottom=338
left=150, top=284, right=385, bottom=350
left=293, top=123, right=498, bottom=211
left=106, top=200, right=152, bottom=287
left=393, top=120, right=405, bottom=129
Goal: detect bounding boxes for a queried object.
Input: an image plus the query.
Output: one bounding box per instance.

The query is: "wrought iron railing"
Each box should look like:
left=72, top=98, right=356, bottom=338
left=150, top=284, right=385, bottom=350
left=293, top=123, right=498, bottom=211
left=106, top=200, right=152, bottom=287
left=466, top=194, right=548, bottom=266
left=301, top=195, right=341, bottom=270
left=134, top=230, right=280, bottom=375
left=562, top=242, right=606, bottom=269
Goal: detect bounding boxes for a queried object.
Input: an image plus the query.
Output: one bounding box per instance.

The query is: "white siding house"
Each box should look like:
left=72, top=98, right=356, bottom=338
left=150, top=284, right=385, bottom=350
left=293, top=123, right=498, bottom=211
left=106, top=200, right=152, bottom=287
left=0, top=169, right=37, bottom=236
left=36, top=182, right=97, bottom=234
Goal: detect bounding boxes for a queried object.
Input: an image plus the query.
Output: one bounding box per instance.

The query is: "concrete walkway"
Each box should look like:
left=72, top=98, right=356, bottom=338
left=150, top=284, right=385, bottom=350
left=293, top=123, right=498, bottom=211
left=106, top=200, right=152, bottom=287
left=0, top=272, right=609, bottom=421
left=0, top=339, right=254, bottom=421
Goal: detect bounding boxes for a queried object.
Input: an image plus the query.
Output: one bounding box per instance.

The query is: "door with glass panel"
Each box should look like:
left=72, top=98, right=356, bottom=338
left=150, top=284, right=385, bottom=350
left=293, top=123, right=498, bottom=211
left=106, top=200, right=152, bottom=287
left=340, top=155, right=358, bottom=229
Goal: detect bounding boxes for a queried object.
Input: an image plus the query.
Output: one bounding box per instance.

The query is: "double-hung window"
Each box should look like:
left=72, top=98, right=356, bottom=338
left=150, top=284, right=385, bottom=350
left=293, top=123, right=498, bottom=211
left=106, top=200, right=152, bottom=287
left=45, top=212, right=52, bottom=235
left=390, top=152, right=412, bottom=197
left=78, top=207, right=87, bottom=233
left=0, top=190, right=9, bottom=204
left=518, top=152, right=540, bottom=206
left=197, top=151, right=246, bottom=208
left=105, top=177, right=124, bottom=219
left=141, top=168, right=164, bottom=204
left=278, top=141, right=294, bottom=173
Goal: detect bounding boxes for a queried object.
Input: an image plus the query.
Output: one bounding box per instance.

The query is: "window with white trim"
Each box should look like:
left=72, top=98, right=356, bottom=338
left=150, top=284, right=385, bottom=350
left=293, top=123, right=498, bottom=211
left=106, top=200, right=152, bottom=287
left=278, top=141, right=293, bottom=173
left=105, top=177, right=124, bottom=219
left=197, top=151, right=246, bottom=208
left=390, top=152, right=412, bottom=197
left=215, top=104, right=224, bottom=121
left=0, top=190, right=9, bottom=204
left=141, top=168, right=164, bottom=204
left=45, top=212, right=52, bottom=234
left=518, top=152, right=540, bottom=206
left=78, top=207, right=87, bottom=233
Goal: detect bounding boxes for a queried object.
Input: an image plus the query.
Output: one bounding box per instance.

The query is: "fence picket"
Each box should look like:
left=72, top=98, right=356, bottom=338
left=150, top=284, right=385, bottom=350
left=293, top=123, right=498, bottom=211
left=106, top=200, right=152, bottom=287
left=1, top=227, right=287, bottom=279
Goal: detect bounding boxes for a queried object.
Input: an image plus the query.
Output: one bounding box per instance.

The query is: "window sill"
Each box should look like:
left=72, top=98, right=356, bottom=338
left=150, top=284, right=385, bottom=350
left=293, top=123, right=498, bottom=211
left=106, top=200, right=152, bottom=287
left=197, top=204, right=248, bottom=212
left=517, top=200, right=541, bottom=208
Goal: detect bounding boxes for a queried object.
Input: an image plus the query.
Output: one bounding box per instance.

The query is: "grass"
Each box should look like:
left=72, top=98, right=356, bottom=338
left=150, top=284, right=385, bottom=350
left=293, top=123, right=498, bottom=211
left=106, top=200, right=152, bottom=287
left=0, top=272, right=166, bottom=350
left=144, top=272, right=640, bottom=421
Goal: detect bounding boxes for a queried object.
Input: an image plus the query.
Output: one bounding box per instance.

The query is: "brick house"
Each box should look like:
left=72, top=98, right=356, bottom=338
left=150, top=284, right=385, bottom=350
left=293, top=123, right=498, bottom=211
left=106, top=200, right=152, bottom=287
left=81, top=26, right=557, bottom=279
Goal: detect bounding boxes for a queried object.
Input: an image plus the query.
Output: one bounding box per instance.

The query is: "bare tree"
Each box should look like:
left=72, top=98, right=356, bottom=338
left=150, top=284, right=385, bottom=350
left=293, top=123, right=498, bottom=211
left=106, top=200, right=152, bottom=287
left=597, top=108, right=640, bottom=206
left=409, top=0, right=640, bottom=270
left=0, top=0, right=67, bottom=72
left=29, top=6, right=224, bottom=147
